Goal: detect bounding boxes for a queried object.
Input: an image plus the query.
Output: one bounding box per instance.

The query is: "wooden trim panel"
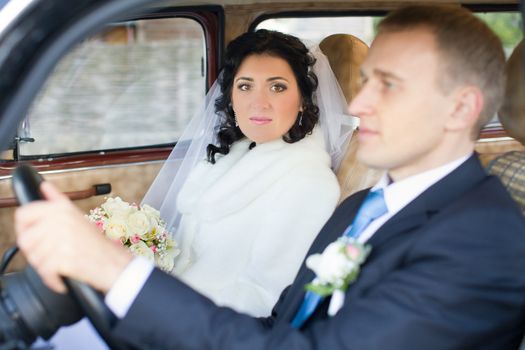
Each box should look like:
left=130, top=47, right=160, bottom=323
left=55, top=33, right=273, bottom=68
left=0, top=183, right=112, bottom=208
left=0, top=147, right=172, bottom=176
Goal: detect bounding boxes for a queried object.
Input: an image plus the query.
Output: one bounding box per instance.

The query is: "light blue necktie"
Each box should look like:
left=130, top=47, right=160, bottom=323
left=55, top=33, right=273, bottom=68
left=290, top=189, right=387, bottom=329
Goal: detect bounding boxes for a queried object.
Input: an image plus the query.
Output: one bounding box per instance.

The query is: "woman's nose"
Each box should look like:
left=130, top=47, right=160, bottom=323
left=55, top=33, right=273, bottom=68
left=250, top=90, right=271, bottom=110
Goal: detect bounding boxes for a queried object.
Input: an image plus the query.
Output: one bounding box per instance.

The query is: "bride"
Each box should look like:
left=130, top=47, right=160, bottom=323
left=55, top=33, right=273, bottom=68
left=142, top=29, right=356, bottom=317
left=35, top=29, right=355, bottom=348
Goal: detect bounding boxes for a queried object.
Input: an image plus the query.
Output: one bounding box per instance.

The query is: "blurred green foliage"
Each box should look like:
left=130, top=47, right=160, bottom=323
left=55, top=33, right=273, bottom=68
left=372, top=16, right=382, bottom=34
left=476, top=13, right=522, bottom=49
left=372, top=12, right=522, bottom=53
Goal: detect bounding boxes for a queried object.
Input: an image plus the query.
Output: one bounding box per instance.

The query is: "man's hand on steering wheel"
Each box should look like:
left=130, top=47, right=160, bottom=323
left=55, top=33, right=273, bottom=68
left=15, top=181, right=132, bottom=294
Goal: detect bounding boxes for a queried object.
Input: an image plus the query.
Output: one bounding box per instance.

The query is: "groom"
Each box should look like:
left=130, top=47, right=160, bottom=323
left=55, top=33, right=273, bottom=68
left=15, top=4, right=525, bottom=349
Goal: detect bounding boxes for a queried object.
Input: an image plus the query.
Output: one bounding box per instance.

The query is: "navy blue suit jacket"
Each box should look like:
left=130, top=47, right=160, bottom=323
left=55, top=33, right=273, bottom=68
left=113, top=155, right=525, bottom=349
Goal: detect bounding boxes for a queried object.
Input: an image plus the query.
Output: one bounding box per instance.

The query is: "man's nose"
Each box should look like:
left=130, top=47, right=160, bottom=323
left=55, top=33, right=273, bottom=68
left=348, top=82, right=374, bottom=117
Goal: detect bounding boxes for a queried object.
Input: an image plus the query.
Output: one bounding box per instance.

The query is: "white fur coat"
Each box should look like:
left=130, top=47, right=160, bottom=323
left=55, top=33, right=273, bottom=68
left=172, top=128, right=340, bottom=317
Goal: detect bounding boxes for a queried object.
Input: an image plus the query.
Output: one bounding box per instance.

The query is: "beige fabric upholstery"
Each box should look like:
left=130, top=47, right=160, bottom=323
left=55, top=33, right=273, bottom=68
left=487, top=40, right=525, bottom=216
left=319, top=34, right=383, bottom=201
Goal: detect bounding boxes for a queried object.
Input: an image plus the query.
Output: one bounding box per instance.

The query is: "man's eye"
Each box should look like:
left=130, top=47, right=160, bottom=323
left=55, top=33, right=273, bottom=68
left=271, top=83, right=287, bottom=92
left=237, top=83, right=250, bottom=91
left=382, top=80, right=396, bottom=90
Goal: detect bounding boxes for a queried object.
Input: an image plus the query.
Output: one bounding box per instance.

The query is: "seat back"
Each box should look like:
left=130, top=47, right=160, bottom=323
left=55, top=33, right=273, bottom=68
left=487, top=40, right=525, bottom=216
left=486, top=151, right=525, bottom=215
left=319, top=34, right=383, bottom=201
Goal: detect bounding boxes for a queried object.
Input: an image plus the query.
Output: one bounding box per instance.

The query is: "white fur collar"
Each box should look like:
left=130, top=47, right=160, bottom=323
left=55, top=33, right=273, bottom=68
left=177, top=127, right=330, bottom=221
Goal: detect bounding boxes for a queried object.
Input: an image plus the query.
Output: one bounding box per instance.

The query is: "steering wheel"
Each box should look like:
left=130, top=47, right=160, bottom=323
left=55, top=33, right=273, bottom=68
left=12, top=164, right=130, bottom=350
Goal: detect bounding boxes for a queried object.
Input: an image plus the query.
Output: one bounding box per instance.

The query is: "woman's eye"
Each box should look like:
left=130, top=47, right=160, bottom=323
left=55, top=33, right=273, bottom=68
left=237, top=83, right=251, bottom=91
left=271, top=83, right=287, bottom=92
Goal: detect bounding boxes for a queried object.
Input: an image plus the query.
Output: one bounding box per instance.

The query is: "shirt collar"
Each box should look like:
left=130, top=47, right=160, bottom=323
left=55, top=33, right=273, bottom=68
left=372, top=154, right=472, bottom=216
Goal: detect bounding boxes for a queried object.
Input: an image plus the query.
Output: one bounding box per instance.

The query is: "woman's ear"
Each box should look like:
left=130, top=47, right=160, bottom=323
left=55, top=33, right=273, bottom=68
left=445, top=85, right=484, bottom=132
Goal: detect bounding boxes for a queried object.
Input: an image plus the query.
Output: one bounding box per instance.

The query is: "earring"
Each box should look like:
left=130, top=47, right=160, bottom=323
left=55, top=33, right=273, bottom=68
left=298, top=111, right=303, bottom=126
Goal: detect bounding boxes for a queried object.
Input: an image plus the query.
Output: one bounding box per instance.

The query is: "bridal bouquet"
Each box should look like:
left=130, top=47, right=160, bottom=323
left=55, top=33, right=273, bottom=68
left=87, top=197, right=179, bottom=272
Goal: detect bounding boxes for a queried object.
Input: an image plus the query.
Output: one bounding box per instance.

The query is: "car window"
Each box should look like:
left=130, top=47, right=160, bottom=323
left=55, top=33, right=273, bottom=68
left=477, top=12, right=523, bottom=130
left=256, top=11, right=521, bottom=55
left=256, top=15, right=380, bottom=46
left=476, top=12, right=523, bottom=55
left=16, top=17, right=206, bottom=157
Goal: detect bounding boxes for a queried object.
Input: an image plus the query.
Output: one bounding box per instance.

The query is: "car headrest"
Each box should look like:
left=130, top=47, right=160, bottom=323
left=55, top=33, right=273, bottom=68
left=319, top=33, right=369, bottom=103
left=499, top=40, right=525, bottom=145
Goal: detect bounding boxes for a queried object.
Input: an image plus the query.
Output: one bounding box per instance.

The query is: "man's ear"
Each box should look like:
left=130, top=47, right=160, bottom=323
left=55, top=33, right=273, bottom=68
left=446, top=86, right=484, bottom=132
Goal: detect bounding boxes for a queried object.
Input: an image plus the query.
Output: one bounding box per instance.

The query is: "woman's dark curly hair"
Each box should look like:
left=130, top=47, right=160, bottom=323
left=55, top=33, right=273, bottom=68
left=207, top=29, right=319, bottom=163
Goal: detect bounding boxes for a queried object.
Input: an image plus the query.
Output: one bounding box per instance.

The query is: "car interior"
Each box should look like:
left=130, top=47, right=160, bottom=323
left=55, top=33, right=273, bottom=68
left=0, top=0, right=522, bottom=280
left=0, top=0, right=523, bottom=348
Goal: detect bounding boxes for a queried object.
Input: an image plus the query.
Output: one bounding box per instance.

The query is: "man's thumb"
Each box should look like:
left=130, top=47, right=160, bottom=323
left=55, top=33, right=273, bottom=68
left=40, top=181, right=68, bottom=202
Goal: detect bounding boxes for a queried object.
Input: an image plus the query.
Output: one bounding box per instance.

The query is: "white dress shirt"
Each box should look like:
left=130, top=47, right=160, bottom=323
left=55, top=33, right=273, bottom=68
left=106, top=154, right=472, bottom=318
left=358, top=154, right=470, bottom=243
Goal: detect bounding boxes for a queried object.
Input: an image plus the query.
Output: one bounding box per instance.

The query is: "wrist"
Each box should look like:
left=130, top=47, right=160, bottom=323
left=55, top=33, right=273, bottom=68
left=98, top=250, right=133, bottom=294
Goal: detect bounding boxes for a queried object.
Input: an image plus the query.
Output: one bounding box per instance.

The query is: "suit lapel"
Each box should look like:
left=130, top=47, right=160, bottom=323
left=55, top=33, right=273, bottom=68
left=369, top=154, right=486, bottom=249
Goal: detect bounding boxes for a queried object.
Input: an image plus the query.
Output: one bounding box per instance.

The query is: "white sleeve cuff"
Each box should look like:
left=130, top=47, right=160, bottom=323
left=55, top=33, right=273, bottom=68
left=104, top=257, right=154, bottom=318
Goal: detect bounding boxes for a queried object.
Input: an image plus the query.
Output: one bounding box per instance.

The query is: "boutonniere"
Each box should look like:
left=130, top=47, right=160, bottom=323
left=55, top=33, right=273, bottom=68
left=305, top=237, right=371, bottom=316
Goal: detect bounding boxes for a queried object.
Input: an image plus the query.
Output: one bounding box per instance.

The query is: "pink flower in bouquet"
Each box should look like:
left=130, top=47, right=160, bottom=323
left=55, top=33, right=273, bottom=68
left=87, top=196, right=181, bottom=272
left=95, top=220, right=104, bottom=230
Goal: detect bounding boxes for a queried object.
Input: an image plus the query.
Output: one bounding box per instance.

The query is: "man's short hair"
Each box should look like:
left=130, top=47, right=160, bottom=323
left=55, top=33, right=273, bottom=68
left=378, top=5, right=505, bottom=137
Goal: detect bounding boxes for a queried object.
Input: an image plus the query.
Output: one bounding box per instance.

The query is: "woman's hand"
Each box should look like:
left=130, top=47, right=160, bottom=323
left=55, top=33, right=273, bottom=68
left=15, top=181, right=133, bottom=294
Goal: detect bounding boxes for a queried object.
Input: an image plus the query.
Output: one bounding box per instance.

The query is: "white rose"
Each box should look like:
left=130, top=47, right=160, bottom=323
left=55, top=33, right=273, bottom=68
left=305, top=254, right=323, bottom=275
left=306, top=242, right=356, bottom=285
left=155, top=248, right=180, bottom=272
left=127, top=211, right=151, bottom=237
left=151, top=222, right=166, bottom=237
left=103, top=217, right=128, bottom=241
left=129, top=241, right=155, bottom=262
left=141, top=204, right=160, bottom=221
left=141, top=204, right=164, bottom=233
left=101, top=197, right=132, bottom=218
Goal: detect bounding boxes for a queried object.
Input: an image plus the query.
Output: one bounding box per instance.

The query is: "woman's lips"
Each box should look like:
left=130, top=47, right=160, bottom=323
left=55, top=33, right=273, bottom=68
left=249, top=116, right=272, bottom=125
left=358, top=128, right=379, bottom=141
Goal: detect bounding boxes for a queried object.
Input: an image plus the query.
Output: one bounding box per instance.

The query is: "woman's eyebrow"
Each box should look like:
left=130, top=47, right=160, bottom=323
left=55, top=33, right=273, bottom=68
left=235, top=76, right=290, bottom=83
left=235, top=77, right=254, bottom=82
left=267, top=76, right=289, bottom=82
